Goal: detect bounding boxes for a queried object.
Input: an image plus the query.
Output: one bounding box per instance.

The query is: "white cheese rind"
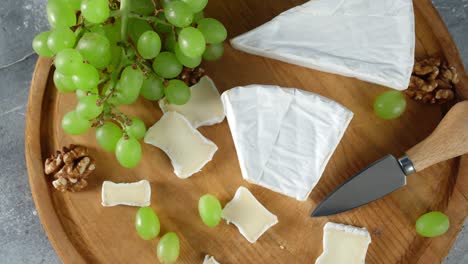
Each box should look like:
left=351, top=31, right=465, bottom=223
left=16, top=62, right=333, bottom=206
left=144, top=111, right=218, bottom=179
left=230, top=0, right=415, bottom=90
left=222, top=186, right=278, bottom=243
left=221, top=85, right=353, bottom=201
left=203, top=255, right=220, bottom=264
left=315, top=222, right=372, bottom=264
left=101, top=180, right=151, bottom=207
left=159, top=76, right=225, bottom=128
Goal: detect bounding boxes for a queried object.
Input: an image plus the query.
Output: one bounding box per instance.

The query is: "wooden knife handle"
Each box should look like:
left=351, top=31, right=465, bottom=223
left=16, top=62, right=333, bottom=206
left=406, top=101, right=468, bottom=172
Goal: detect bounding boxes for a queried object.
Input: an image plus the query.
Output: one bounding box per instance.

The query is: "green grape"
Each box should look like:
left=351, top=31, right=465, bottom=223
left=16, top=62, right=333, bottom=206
left=47, top=28, right=76, bottom=54
left=89, top=24, right=106, bottom=35
left=62, top=110, right=91, bottom=135
left=76, top=33, right=112, bottom=69
left=64, top=0, right=82, bottom=10
left=178, top=27, right=206, bottom=58
left=76, top=89, right=88, bottom=100
left=174, top=44, right=201, bottom=68
left=164, top=1, right=194, bottom=28
left=416, top=211, right=450, bottom=237
left=197, top=18, right=227, bottom=44
left=54, top=49, right=83, bottom=75
left=120, top=66, right=144, bottom=98
left=164, top=33, right=177, bottom=52
left=130, top=0, right=155, bottom=15
left=72, top=63, right=100, bottom=91
left=108, top=44, right=123, bottom=71
left=96, top=122, right=123, bottom=151
left=107, top=82, right=134, bottom=106
left=53, top=71, right=77, bottom=93
left=81, top=0, right=110, bottom=23
left=140, top=75, right=165, bottom=100
left=193, top=11, right=204, bottom=23
left=32, top=31, right=54, bottom=57
left=157, top=232, right=180, bottom=264
left=46, top=0, right=76, bottom=28
left=152, top=52, right=183, bottom=79
left=203, top=43, right=224, bottom=61
left=76, top=94, right=103, bottom=119
left=76, top=86, right=98, bottom=100
left=112, top=83, right=139, bottom=105
left=128, top=18, right=153, bottom=43
left=155, top=13, right=172, bottom=33
left=373, top=91, right=406, bottom=119
left=161, top=0, right=173, bottom=7
left=181, top=0, right=207, bottom=13
left=115, top=137, right=142, bottom=168
left=198, top=194, right=222, bottom=227
left=137, top=31, right=162, bottom=59
left=126, top=118, right=147, bottom=139
left=135, top=207, right=161, bottom=240
left=165, top=80, right=190, bottom=105
left=104, top=18, right=122, bottom=44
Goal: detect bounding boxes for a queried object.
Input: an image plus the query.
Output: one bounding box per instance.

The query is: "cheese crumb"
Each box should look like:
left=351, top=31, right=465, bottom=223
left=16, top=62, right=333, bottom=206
left=203, top=255, right=220, bottom=264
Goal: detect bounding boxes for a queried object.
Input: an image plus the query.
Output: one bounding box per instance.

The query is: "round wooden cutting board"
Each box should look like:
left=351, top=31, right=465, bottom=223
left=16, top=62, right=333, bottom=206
left=26, top=0, right=468, bottom=263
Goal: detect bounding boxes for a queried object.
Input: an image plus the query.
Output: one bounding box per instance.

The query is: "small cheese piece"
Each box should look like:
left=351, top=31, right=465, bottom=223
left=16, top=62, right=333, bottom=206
left=221, top=85, right=353, bottom=201
left=101, top=180, right=151, bottom=207
left=159, top=76, right=225, bottom=128
left=315, top=222, right=371, bottom=264
left=222, top=186, right=278, bottom=243
left=144, top=112, right=218, bottom=178
left=231, top=0, right=415, bottom=90
left=203, top=255, right=220, bottom=264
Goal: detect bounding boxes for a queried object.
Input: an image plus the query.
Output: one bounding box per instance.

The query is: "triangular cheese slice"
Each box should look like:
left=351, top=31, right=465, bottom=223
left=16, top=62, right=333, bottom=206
left=231, top=0, right=415, bottom=90
left=221, top=85, right=353, bottom=201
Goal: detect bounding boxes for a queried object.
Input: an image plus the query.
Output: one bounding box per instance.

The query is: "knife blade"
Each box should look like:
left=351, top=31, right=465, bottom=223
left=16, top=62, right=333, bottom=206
left=311, top=155, right=411, bottom=217
left=311, top=100, right=468, bottom=217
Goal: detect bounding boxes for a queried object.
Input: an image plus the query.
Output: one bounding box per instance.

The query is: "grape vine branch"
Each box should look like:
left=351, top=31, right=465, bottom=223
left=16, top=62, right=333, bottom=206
left=32, top=0, right=227, bottom=168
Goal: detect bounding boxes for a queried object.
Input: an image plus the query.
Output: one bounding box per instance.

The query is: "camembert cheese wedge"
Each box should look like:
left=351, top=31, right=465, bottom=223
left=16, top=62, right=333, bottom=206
left=101, top=180, right=151, bottom=207
left=159, top=76, right=225, bottom=128
left=316, top=222, right=371, bottom=264
left=144, top=111, right=218, bottom=178
left=222, top=186, right=278, bottom=243
left=203, top=255, right=220, bottom=264
left=231, top=0, right=415, bottom=90
left=221, top=85, right=353, bottom=201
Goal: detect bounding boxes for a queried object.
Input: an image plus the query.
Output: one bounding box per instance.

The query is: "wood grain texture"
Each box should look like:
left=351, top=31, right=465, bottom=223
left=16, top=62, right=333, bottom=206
left=25, top=0, right=468, bottom=263
left=407, top=101, right=468, bottom=172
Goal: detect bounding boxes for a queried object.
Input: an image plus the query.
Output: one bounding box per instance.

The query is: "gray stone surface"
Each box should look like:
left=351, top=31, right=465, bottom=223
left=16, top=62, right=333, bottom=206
left=0, top=0, right=466, bottom=263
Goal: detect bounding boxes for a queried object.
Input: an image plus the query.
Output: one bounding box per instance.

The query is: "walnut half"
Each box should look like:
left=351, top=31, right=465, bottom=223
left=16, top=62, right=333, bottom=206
left=45, top=145, right=95, bottom=192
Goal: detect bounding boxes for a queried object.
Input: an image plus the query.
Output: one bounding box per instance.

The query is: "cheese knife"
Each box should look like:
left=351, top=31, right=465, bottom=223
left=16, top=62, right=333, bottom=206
left=311, top=101, right=468, bottom=217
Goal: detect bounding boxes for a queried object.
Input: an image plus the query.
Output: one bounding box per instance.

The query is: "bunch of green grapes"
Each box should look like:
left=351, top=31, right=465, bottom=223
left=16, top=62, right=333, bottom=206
left=32, top=0, right=227, bottom=168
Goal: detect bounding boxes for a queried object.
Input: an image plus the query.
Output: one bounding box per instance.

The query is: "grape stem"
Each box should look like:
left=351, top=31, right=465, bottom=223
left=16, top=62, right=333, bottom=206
left=112, top=107, right=133, bottom=127
left=126, top=39, right=154, bottom=76
left=120, top=0, right=130, bottom=44
left=98, top=77, right=110, bottom=85
left=128, top=12, right=170, bottom=26
left=109, top=10, right=121, bottom=17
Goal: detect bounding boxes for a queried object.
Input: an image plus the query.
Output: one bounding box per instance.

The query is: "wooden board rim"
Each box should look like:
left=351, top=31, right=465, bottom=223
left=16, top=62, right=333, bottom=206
left=25, top=0, right=468, bottom=263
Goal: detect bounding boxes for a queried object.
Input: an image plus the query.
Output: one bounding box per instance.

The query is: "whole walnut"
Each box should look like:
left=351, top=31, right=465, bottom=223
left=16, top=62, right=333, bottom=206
left=405, top=57, right=458, bottom=104
left=44, top=145, right=95, bottom=192
left=177, top=66, right=206, bottom=86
